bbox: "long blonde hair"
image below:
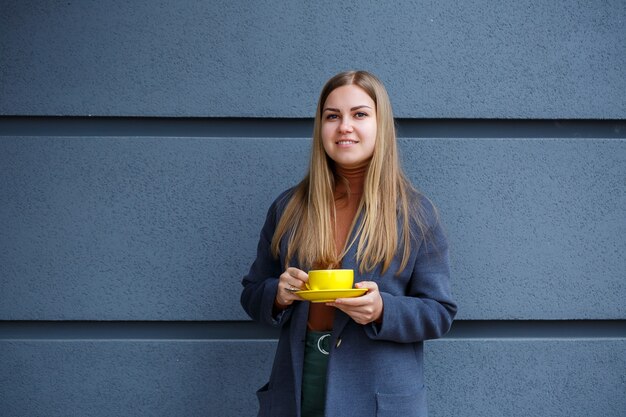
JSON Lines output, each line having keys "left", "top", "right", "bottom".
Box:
{"left": 271, "top": 71, "right": 427, "bottom": 274}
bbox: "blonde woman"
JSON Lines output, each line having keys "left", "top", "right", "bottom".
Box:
{"left": 241, "top": 71, "right": 456, "bottom": 417}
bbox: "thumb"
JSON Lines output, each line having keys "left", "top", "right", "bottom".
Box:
{"left": 355, "top": 281, "right": 378, "bottom": 291}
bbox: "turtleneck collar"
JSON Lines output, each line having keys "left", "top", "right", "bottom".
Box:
{"left": 334, "top": 161, "right": 368, "bottom": 196}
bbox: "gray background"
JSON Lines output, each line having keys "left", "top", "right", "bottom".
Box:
{"left": 1, "top": 1, "right": 625, "bottom": 416}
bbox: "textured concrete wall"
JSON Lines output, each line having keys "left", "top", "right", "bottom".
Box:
{"left": 1, "top": 1, "right": 625, "bottom": 416}
{"left": 1, "top": 137, "right": 624, "bottom": 320}
{"left": 2, "top": 340, "right": 624, "bottom": 417}
{"left": 1, "top": 0, "right": 625, "bottom": 118}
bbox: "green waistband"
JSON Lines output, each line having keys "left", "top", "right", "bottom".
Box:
{"left": 306, "top": 330, "right": 332, "bottom": 355}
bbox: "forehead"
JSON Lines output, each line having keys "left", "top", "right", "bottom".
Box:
{"left": 324, "top": 84, "right": 375, "bottom": 109}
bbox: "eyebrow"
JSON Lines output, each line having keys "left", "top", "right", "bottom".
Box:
{"left": 323, "top": 105, "right": 373, "bottom": 113}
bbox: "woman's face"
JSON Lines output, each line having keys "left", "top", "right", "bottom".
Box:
{"left": 321, "top": 84, "right": 377, "bottom": 169}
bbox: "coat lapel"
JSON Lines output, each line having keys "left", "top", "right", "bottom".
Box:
{"left": 289, "top": 297, "right": 309, "bottom": 413}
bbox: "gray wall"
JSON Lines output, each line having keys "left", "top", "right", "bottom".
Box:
{"left": 1, "top": 1, "right": 625, "bottom": 416}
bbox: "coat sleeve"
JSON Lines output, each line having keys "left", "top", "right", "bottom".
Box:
{"left": 364, "top": 198, "right": 457, "bottom": 343}
{"left": 240, "top": 195, "right": 294, "bottom": 327}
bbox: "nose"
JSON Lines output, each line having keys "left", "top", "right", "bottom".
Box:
{"left": 339, "top": 118, "right": 353, "bottom": 133}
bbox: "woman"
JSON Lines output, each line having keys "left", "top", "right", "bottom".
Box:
{"left": 241, "top": 70, "right": 456, "bottom": 417}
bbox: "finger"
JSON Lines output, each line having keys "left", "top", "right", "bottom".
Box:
{"left": 286, "top": 267, "right": 309, "bottom": 283}
{"left": 277, "top": 286, "right": 303, "bottom": 305}
{"left": 329, "top": 303, "right": 370, "bottom": 324}
{"left": 329, "top": 290, "right": 383, "bottom": 322}
{"left": 280, "top": 270, "right": 300, "bottom": 288}
{"left": 288, "top": 268, "right": 309, "bottom": 289}
{"left": 279, "top": 271, "right": 290, "bottom": 283}
{"left": 331, "top": 294, "right": 369, "bottom": 306}
{"left": 282, "top": 279, "right": 301, "bottom": 292}
{"left": 355, "top": 281, "right": 378, "bottom": 290}
{"left": 332, "top": 286, "right": 373, "bottom": 305}
{"left": 286, "top": 267, "right": 306, "bottom": 279}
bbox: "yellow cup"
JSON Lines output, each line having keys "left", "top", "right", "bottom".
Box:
{"left": 306, "top": 269, "right": 354, "bottom": 291}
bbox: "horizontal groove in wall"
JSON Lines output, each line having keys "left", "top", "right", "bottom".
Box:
{"left": 0, "top": 320, "right": 624, "bottom": 341}
{"left": 0, "top": 117, "right": 624, "bottom": 139}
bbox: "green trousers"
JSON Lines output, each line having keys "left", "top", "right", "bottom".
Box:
{"left": 301, "top": 330, "right": 331, "bottom": 417}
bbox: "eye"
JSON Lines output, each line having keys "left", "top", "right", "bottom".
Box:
{"left": 325, "top": 114, "right": 339, "bottom": 120}
{"left": 355, "top": 112, "right": 368, "bottom": 118}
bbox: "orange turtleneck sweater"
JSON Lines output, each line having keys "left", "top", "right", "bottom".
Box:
{"left": 307, "top": 162, "right": 367, "bottom": 331}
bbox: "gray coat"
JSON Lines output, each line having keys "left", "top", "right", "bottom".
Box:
{"left": 241, "top": 189, "right": 457, "bottom": 417}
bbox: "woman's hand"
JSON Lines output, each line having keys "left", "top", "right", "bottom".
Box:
{"left": 327, "top": 281, "right": 384, "bottom": 325}
{"left": 274, "top": 267, "right": 309, "bottom": 308}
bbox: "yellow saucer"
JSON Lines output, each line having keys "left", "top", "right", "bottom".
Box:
{"left": 295, "top": 288, "right": 368, "bottom": 303}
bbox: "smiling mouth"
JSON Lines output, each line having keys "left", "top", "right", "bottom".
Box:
{"left": 336, "top": 140, "right": 359, "bottom": 145}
